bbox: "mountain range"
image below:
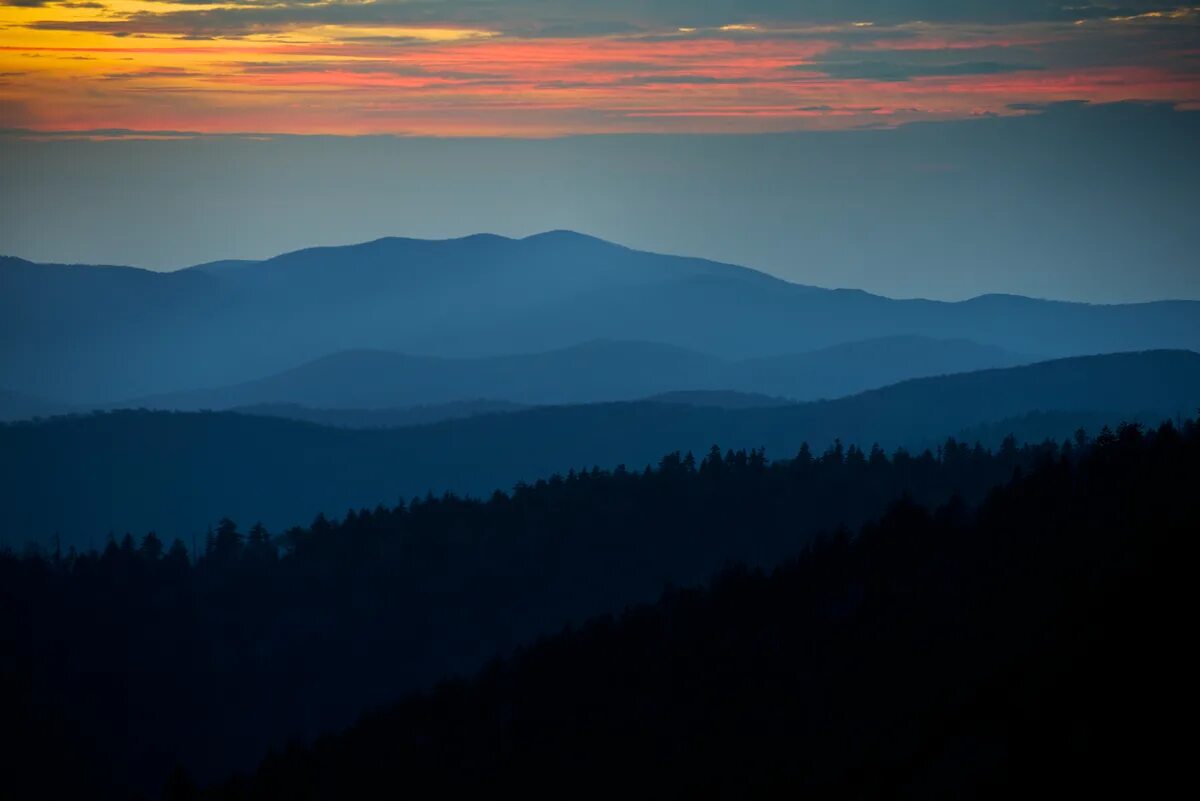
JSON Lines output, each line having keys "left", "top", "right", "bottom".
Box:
{"left": 4, "top": 231, "right": 1200, "bottom": 403}
{"left": 125, "top": 336, "right": 1030, "bottom": 412}
{"left": 4, "top": 350, "right": 1197, "bottom": 550}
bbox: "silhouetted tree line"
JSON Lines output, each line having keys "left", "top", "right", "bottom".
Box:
{"left": 2, "top": 425, "right": 1183, "bottom": 799}
{"left": 201, "top": 417, "right": 1198, "bottom": 800}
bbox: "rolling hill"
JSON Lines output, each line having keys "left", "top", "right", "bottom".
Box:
{"left": 3, "top": 350, "right": 1197, "bottom": 550}
{"left": 125, "top": 336, "right": 1031, "bottom": 411}
{"left": 230, "top": 400, "right": 529, "bottom": 429}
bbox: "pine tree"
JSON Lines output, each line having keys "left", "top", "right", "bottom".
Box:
{"left": 140, "top": 531, "right": 164, "bottom": 560}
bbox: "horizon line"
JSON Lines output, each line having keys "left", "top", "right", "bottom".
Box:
{"left": 4, "top": 230, "right": 1199, "bottom": 307}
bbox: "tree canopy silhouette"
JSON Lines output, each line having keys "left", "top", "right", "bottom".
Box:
{"left": 3, "top": 419, "right": 1197, "bottom": 799}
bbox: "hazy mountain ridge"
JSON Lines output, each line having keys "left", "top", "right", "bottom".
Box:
{"left": 4, "top": 350, "right": 1197, "bottom": 550}
{"left": 4, "top": 232, "right": 1199, "bottom": 403}
{"left": 232, "top": 400, "right": 529, "bottom": 429}
{"left": 122, "top": 336, "right": 1033, "bottom": 412}
{"left": 0, "top": 388, "right": 68, "bottom": 422}
{"left": 644, "top": 390, "right": 794, "bottom": 410}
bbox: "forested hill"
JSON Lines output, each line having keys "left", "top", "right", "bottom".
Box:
{"left": 4, "top": 423, "right": 1111, "bottom": 799}
{"left": 5, "top": 418, "right": 1193, "bottom": 800}
{"left": 207, "top": 417, "right": 1197, "bottom": 800}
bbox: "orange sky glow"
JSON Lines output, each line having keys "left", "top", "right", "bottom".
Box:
{"left": 1, "top": 2, "right": 1198, "bottom": 136}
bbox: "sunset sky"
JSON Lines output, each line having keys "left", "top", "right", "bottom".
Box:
{"left": 2, "top": 1, "right": 1198, "bottom": 135}
{"left": 2, "top": 3, "right": 1199, "bottom": 302}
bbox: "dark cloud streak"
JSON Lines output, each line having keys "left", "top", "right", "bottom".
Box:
{"left": 21, "top": 2, "right": 1199, "bottom": 39}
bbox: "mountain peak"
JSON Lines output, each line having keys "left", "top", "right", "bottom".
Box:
{"left": 520, "top": 229, "right": 616, "bottom": 247}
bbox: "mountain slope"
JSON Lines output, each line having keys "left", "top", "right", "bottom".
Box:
{"left": 4, "top": 232, "right": 1200, "bottom": 402}
{"left": 3, "top": 350, "right": 1197, "bottom": 549}
{"left": 731, "top": 335, "right": 1031, "bottom": 400}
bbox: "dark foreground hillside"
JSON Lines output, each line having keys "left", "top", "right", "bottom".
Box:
{"left": 7, "top": 429, "right": 1092, "bottom": 799}
{"left": 200, "top": 418, "right": 1196, "bottom": 801}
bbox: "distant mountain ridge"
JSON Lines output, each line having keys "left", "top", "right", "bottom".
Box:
{"left": 0, "top": 388, "right": 67, "bottom": 422}
{"left": 644, "top": 390, "right": 794, "bottom": 410}
{"left": 4, "top": 232, "right": 1199, "bottom": 402}
{"left": 4, "top": 350, "right": 1197, "bottom": 550}
{"left": 124, "top": 336, "right": 1032, "bottom": 412}
{"left": 233, "top": 400, "right": 528, "bottom": 429}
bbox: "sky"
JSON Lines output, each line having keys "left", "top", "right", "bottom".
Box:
{"left": 2, "top": 1, "right": 1198, "bottom": 134}
{"left": 1, "top": 1, "right": 1198, "bottom": 301}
